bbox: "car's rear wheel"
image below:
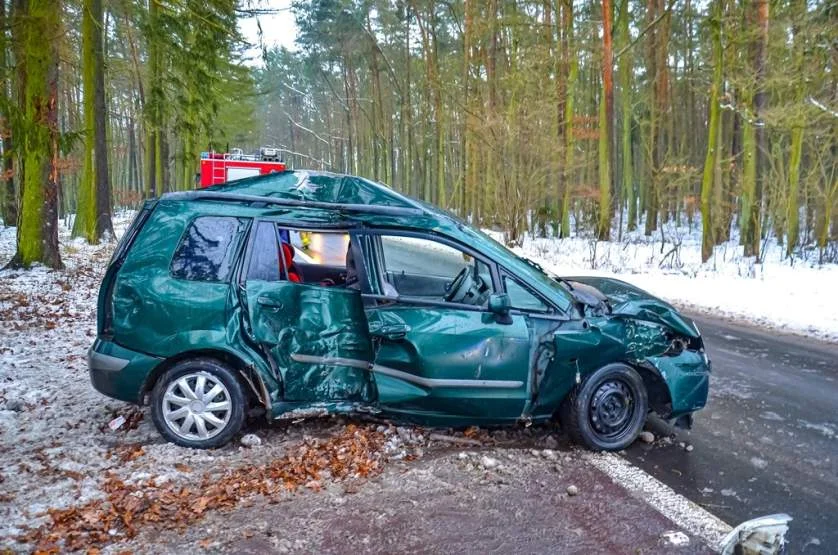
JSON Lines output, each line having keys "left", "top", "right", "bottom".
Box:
{"left": 559, "top": 363, "right": 648, "bottom": 451}
{"left": 150, "top": 358, "right": 246, "bottom": 449}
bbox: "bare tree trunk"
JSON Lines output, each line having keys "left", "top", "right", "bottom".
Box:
{"left": 700, "top": 0, "right": 723, "bottom": 262}
{"left": 598, "top": 0, "right": 614, "bottom": 240}
{"left": 559, "top": 0, "right": 577, "bottom": 238}
{"left": 0, "top": 0, "right": 17, "bottom": 226}
{"left": 8, "top": 0, "right": 62, "bottom": 269}
{"left": 750, "top": 0, "right": 768, "bottom": 259}
{"left": 92, "top": 0, "right": 112, "bottom": 238}
{"left": 643, "top": 0, "right": 659, "bottom": 236}
{"left": 618, "top": 0, "right": 635, "bottom": 232}
{"left": 72, "top": 0, "right": 96, "bottom": 240}
{"left": 463, "top": 0, "right": 475, "bottom": 218}
{"left": 740, "top": 0, "right": 767, "bottom": 259}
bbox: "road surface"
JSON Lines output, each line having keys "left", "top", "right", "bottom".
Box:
{"left": 626, "top": 314, "right": 838, "bottom": 553}
{"left": 302, "top": 232, "right": 838, "bottom": 553}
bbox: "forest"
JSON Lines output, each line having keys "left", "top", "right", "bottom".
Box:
{"left": 0, "top": 0, "right": 835, "bottom": 269}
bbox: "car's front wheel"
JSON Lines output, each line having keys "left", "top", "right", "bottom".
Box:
{"left": 150, "top": 358, "right": 246, "bottom": 449}
{"left": 559, "top": 363, "right": 648, "bottom": 451}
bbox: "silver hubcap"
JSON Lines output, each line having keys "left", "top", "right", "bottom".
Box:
{"left": 162, "top": 371, "right": 232, "bottom": 441}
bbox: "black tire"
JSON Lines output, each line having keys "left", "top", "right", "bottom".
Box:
{"left": 150, "top": 358, "right": 246, "bottom": 449}
{"left": 559, "top": 363, "right": 648, "bottom": 451}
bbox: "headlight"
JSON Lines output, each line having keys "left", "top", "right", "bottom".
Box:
{"left": 665, "top": 337, "right": 687, "bottom": 356}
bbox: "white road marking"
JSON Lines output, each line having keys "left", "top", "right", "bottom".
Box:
{"left": 584, "top": 451, "right": 733, "bottom": 551}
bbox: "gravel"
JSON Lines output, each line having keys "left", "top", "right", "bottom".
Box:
{"left": 638, "top": 431, "right": 656, "bottom": 444}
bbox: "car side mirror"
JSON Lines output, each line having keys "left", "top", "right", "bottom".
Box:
{"left": 488, "top": 294, "right": 513, "bottom": 324}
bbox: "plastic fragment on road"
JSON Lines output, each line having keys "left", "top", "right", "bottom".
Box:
{"left": 718, "top": 513, "right": 792, "bottom": 555}
{"left": 108, "top": 415, "right": 126, "bottom": 431}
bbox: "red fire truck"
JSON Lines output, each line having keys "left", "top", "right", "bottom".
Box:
{"left": 198, "top": 147, "right": 286, "bottom": 187}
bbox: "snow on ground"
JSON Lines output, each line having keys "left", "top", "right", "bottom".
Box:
{"left": 509, "top": 220, "right": 838, "bottom": 342}
{"left": 0, "top": 219, "right": 451, "bottom": 552}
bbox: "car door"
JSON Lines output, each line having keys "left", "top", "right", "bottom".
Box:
{"left": 241, "top": 220, "right": 375, "bottom": 404}
{"left": 360, "top": 231, "right": 532, "bottom": 422}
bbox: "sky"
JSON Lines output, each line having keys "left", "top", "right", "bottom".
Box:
{"left": 237, "top": 0, "right": 299, "bottom": 64}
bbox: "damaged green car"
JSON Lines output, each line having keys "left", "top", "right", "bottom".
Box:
{"left": 89, "top": 171, "right": 710, "bottom": 451}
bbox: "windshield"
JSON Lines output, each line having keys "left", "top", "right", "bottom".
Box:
{"left": 469, "top": 227, "right": 560, "bottom": 277}
{"left": 415, "top": 202, "right": 573, "bottom": 309}
{"left": 464, "top": 227, "right": 574, "bottom": 311}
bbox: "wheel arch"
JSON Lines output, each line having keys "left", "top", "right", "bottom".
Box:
{"left": 141, "top": 349, "right": 271, "bottom": 412}
{"left": 631, "top": 361, "right": 673, "bottom": 418}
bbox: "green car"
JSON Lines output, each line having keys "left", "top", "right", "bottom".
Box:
{"left": 89, "top": 171, "right": 710, "bottom": 451}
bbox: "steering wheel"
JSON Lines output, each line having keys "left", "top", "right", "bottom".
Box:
{"left": 445, "top": 266, "right": 475, "bottom": 303}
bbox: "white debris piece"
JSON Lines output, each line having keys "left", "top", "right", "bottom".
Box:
{"left": 661, "top": 530, "right": 690, "bottom": 546}
{"left": 240, "top": 433, "right": 262, "bottom": 447}
{"left": 480, "top": 456, "right": 499, "bottom": 470}
{"left": 108, "top": 415, "right": 127, "bottom": 431}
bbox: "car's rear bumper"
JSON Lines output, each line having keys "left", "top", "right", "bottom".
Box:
{"left": 88, "top": 338, "right": 162, "bottom": 404}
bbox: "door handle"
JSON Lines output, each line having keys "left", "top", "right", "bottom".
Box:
{"left": 371, "top": 323, "right": 411, "bottom": 341}
{"left": 257, "top": 296, "right": 283, "bottom": 310}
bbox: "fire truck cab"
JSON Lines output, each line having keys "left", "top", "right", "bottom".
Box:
{"left": 199, "top": 148, "right": 286, "bottom": 187}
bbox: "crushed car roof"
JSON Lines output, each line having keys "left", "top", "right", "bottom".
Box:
{"left": 186, "top": 170, "right": 418, "bottom": 209}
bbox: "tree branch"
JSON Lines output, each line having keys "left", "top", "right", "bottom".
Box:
{"left": 615, "top": 0, "right": 678, "bottom": 61}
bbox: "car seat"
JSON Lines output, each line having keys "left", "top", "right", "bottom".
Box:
{"left": 281, "top": 243, "right": 302, "bottom": 283}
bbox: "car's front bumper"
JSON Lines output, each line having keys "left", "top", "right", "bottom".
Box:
{"left": 646, "top": 349, "right": 711, "bottom": 418}
{"left": 88, "top": 338, "right": 162, "bottom": 404}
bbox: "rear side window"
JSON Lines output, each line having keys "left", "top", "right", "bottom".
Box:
{"left": 171, "top": 216, "right": 247, "bottom": 282}
{"left": 247, "top": 222, "right": 280, "bottom": 281}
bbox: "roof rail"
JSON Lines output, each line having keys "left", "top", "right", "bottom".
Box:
{"left": 163, "top": 191, "right": 425, "bottom": 217}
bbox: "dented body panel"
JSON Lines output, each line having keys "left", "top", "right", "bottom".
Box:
{"left": 367, "top": 304, "right": 531, "bottom": 424}
{"left": 90, "top": 170, "right": 710, "bottom": 435}
{"left": 245, "top": 280, "right": 375, "bottom": 405}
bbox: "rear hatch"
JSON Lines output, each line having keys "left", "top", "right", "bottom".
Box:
{"left": 97, "top": 200, "right": 157, "bottom": 337}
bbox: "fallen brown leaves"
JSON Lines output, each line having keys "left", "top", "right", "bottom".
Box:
{"left": 20, "top": 425, "right": 386, "bottom": 552}
{"left": 0, "top": 289, "right": 80, "bottom": 332}
{"left": 106, "top": 443, "right": 146, "bottom": 464}
{"left": 0, "top": 260, "right": 102, "bottom": 333}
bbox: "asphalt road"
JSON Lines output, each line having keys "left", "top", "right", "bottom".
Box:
{"left": 303, "top": 232, "right": 838, "bottom": 552}
{"left": 625, "top": 314, "right": 838, "bottom": 553}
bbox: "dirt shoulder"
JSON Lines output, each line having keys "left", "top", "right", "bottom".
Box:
{"left": 122, "top": 436, "right": 714, "bottom": 555}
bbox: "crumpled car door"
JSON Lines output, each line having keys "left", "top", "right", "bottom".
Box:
{"left": 359, "top": 232, "right": 532, "bottom": 420}
{"left": 367, "top": 305, "right": 531, "bottom": 420}
{"left": 243, "top": 222, "right": 375, "bottom": 403}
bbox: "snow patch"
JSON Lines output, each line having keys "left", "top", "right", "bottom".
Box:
{"left": 797, "top": 420, "right": 837, "bottom": 440}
